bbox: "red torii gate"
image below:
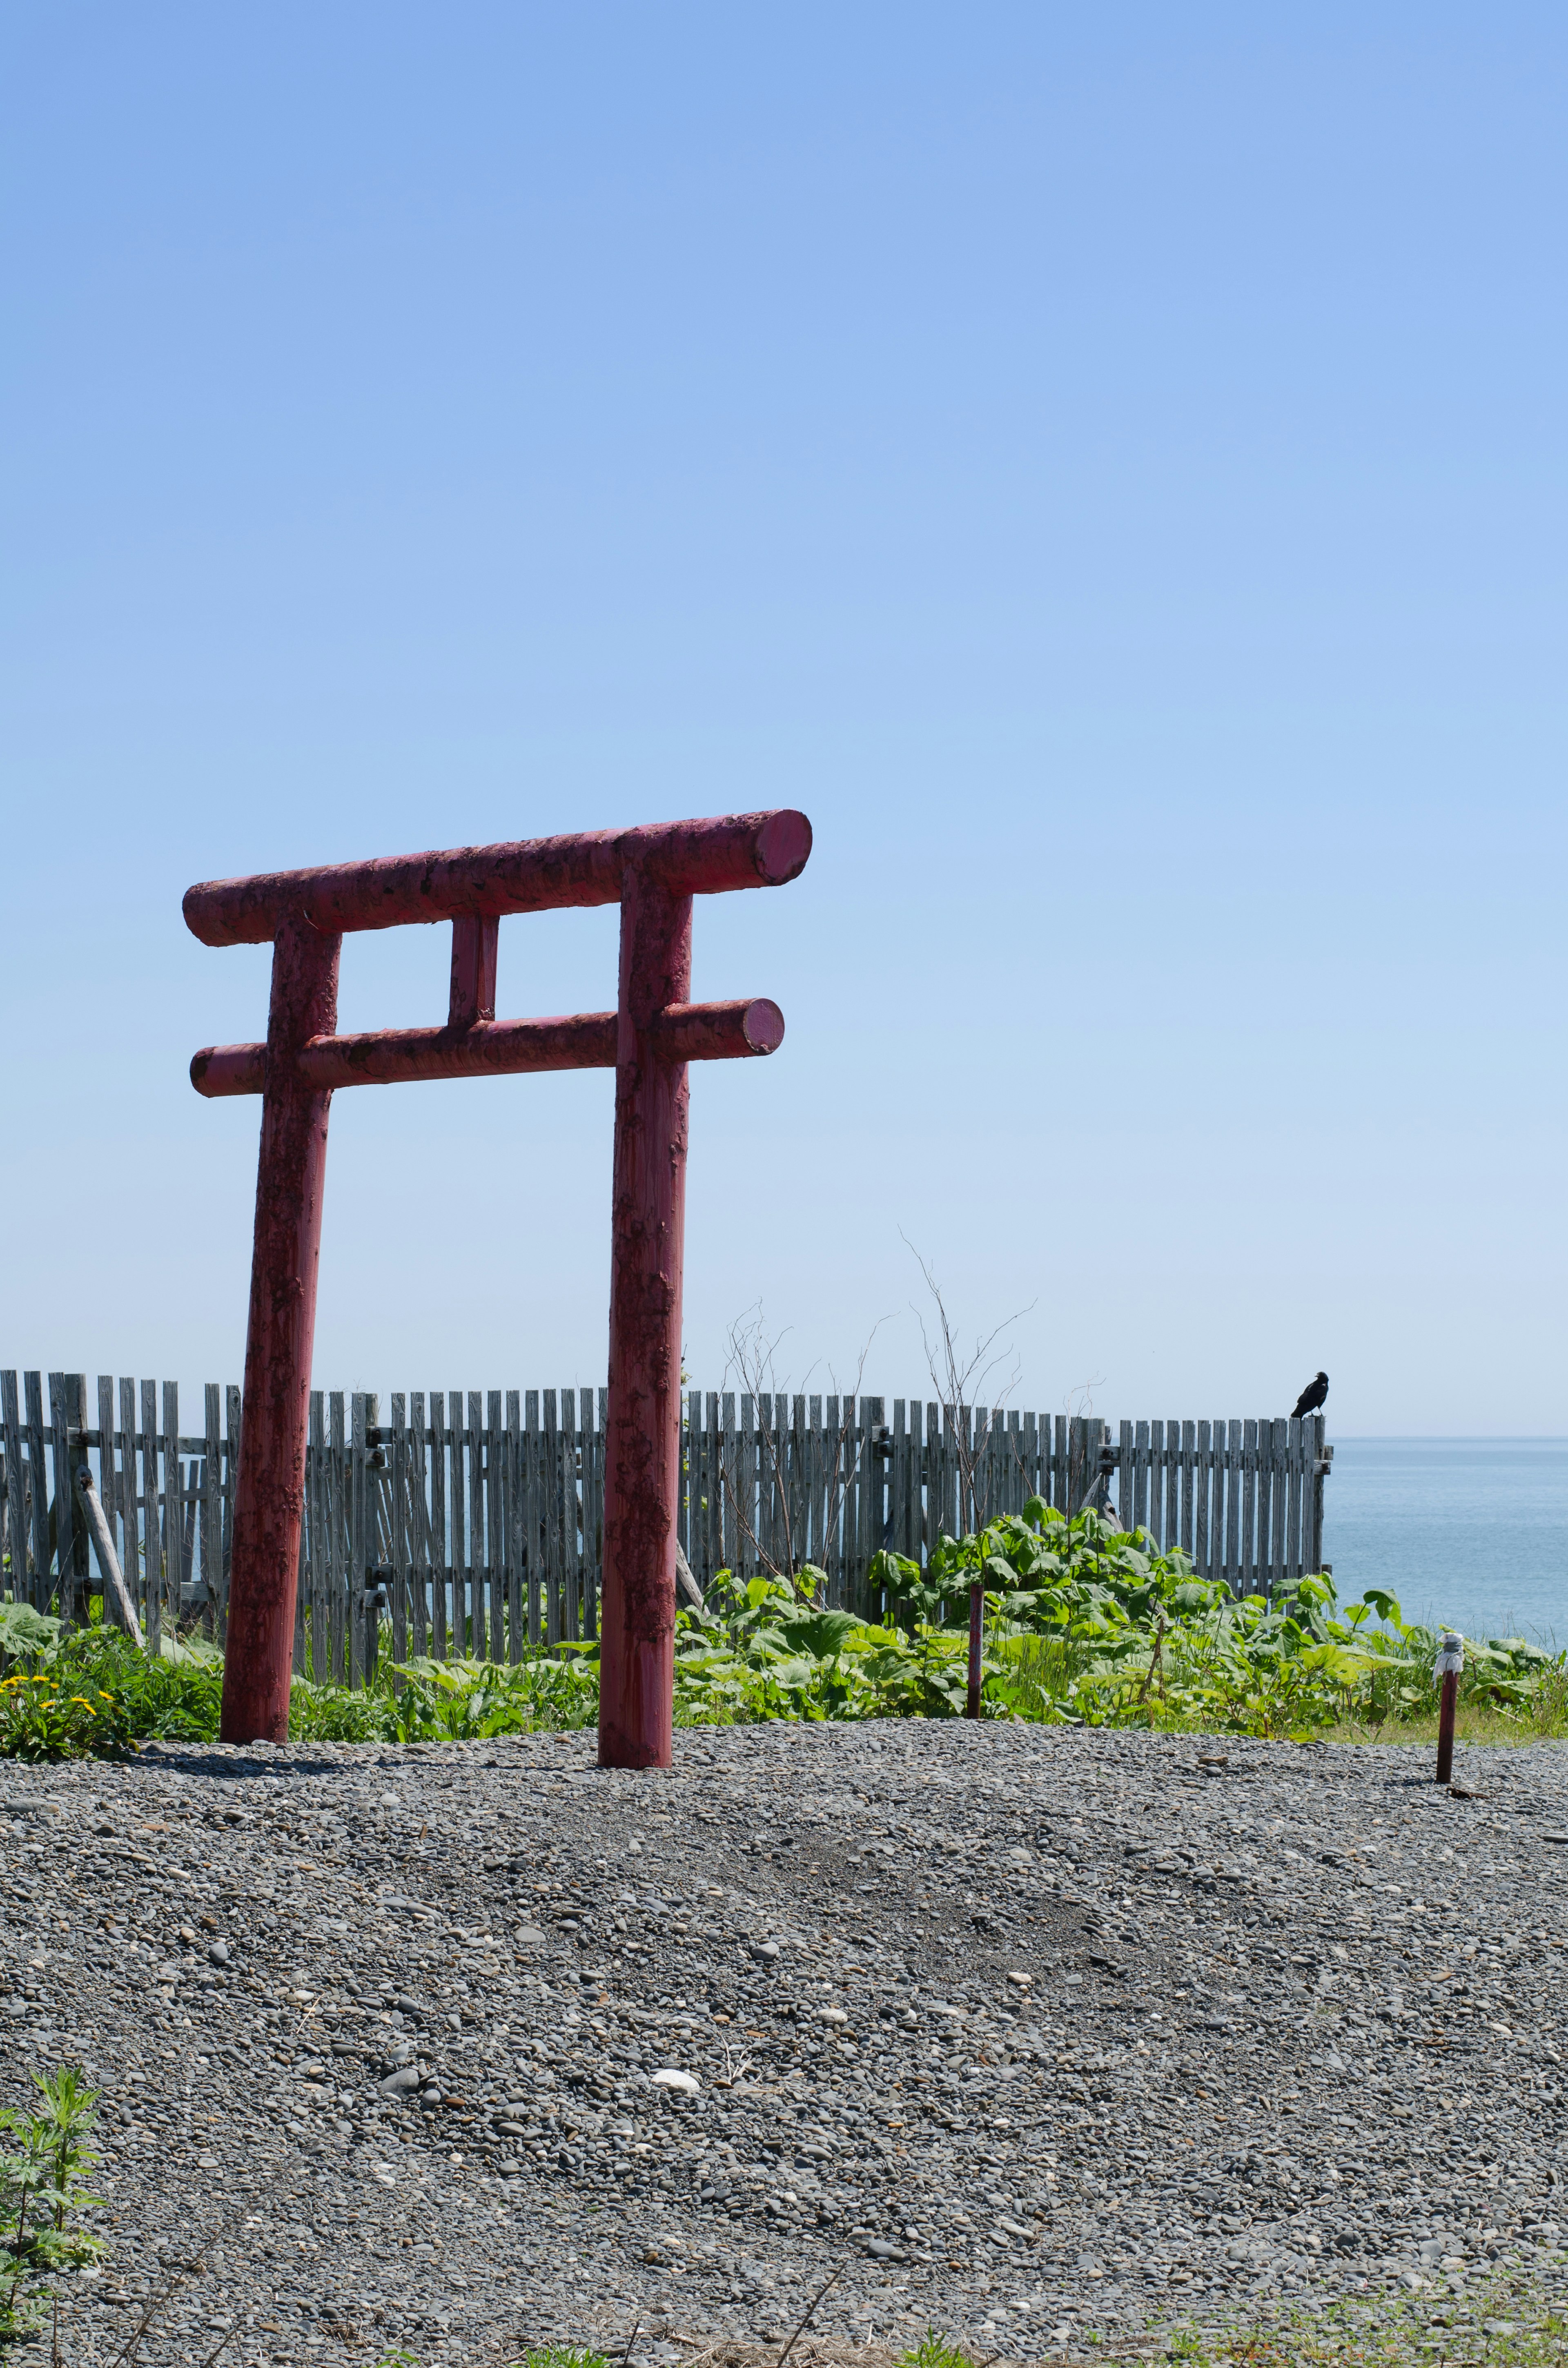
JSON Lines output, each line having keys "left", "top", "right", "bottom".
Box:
{"left": 184, "top": 809, "right": 811, "bottom": 1764}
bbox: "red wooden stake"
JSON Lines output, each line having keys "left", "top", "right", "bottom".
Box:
{"left": 219, "top": 914, "right": 340, "bottom": 1744}
{"left": 966, "top": 1580, "right": 983, "bottom": 1719}
{"left": 1435, "top": 1629, "right": 1463, "bottom": 1785}
{"left": 1437, "top": 1672, "right": 1459, "bottom": 1784}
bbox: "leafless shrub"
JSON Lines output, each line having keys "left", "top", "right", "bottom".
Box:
{"left": 903, "top": 1239, "right": 1036, "bottom": 1539}
{"left": 716, "top": 1305, "right": 889, "bottom": 1600}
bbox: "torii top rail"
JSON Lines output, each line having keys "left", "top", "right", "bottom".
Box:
{"left": 185, "top": 809, "right": 811, "bottom": 1762}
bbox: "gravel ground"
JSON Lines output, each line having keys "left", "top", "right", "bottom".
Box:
{"left": 4, "top": 1718, "right": 1568, "bottom": 2367}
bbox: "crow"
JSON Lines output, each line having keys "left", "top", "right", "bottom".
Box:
{"left": 1292, "top": 1370, "right": 1329, "bottom": 1420}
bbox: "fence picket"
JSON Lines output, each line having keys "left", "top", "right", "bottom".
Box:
{"left": 390, "top": 1394, "right": 409, "bottom": 1671}
{"left": 2, "top": 1373, "right": 24, "bottom": 1603}
{"left": 468, "top": 1389, "right": 487, "bottom": 1659}
{"left": 118, "top": 1378, "right": 139, "bottom": 1628}
{"left": 1270, "top": 1416, "right": 1289, "bottom": 1594}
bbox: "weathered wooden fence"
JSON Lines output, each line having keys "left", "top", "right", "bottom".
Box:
{"left": 1, "top": 1369, "right": 1331, "bottom": 1685}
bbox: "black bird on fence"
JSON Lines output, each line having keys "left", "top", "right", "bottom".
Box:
{"left": 1291, "top": 1371, "right": 1329, "bottom": 1420}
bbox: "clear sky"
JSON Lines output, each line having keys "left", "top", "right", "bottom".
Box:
{"left": 3, "top": 5, "right": 1564, "bottom": 1434}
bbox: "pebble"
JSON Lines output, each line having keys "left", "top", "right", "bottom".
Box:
{"left": 1, "top": 1722, "right": 1566, "bottom": 2364}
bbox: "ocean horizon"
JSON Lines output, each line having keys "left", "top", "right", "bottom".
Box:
{"left": 1320, "top": 1435, "right": 1567, "bottom": 1646}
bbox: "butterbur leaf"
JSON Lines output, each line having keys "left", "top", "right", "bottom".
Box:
{"left": 778, "top": 1611, "right": 866, "bottom": 1659}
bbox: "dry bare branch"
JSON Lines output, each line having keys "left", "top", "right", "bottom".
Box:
{"left": 902, "top": 1238, "right": 1036, "bottom": 1536}
{"left": 717, "top": 1305, "right": 891, "bottom": 1601}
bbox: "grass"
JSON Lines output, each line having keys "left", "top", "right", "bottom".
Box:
{"left": 1328, "top": 1704, "right": 1568, "bottom": 1748}
{"left": 900, "top": 2337, "right": 980, "bottom": 2368}
{"left": 891, "top": 2290, "right": 1568, "bottom": 2368}
{"left": 362, "top": 2297, "right": 1568, "bottom": 2368}
{"left": 1105, "top": 2288, "right": 1568, "bottom": 2368}
{"left": 374, "top": 2354, "right": 607, "bottom": 2368}
{"left": 1323, "top": 1663, "right": 1568, "bottom": 1749}
{"left": 995, "top": 1634, "right": 1568, "bottom": 1751}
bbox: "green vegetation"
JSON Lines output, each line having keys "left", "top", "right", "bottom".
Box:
{"left": 375, "top": 2353, "right": 606, "bottom": 2368}
{"left": 872, "top": 1500, "right": 1568, "bottom": 1741}
{"left": 363, "top": 2298, "right": 1568, "bottom": 2368}
{"left": 0, "top": 2065, "right": 105, "bottom": 2343}
{"left": 1104, "top": 2288, "right": 1568, "bottom": 2368}
{"left": 3, "top": 1496, "right": 1563, "bottom": 1757}
{"left": 899, "top": 2333, "right": 981, "bottom": 2368}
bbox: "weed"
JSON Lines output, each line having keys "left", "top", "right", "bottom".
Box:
{"left": 0, "top": 1670, "right": 137, "bottom": 1761}
{"left": 0, "top": 2064, "right": 105, "bottom": 2342}
{"left": 1090, "top": 2283, "right": 1568, "bottom": 2368}
{"left": 510, "top": 2352, "right": 611, "bottom": 2368}
{"left": 898, "top": 2335, "right": 978, "bottom": 2368}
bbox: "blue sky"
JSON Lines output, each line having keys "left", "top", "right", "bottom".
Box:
{"left": 3, "top": 4, "right": 1564, "bottom": 1433}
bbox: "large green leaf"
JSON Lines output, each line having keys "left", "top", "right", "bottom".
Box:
{"left": 777, "top": 1610, "right": 867, "bottom": 1659}
{"left": 0, "top": 1603, "right": 62, "bottom": 1661}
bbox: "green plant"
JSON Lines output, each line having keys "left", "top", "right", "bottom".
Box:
{"left": 507, "top": 2352, "right": 610, "bottom": 2368}
{"left": 0, "top": 1604, "right": 62, "bottom": 1667}
{"left": 8, "top": 1507, "right": 1564, "bottom": 1755}
{"left": 898, "top": 2334, "right": 976, "bottom": 2368}
{"left": 874, "top": 1501, "right": 1568, "bottom": 1739}
{"left": 375, "top": 2352, "right": 613, "bottom": 2368}
{"left": 0, "top": 1671, "right": 136, "bottom": 1762}
{"left": 1105, "top": 2284, "right": 1568, "bottom": 2368}
{"left": 0, "top": 2065, "right": 105, "bottom": 2342}
{"left": 669, "top": 1571, "right": 998, "bottom": 1724}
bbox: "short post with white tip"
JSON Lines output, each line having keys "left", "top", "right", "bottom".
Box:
{"left": 1434, "top": 1629, "right": 1463, "bottom": 1785}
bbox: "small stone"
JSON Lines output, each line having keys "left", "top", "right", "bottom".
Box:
{"left": 207, "top": 1941, "right": 230, "bottom": 1968}
{"left": 650, "top": 2069, "right": 699, "bottom": 2096}
{"left": 378, "top": 2068, "right": 420, "bottom": 2098}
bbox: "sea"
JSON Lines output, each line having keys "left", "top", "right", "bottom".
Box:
{"left": 1321, "top": 1438, "right": 1568, "bottom": 1647}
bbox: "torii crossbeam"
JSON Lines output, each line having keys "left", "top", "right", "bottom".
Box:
{"left": 185, "top": 809, "right": 811, "bottom": 1764}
